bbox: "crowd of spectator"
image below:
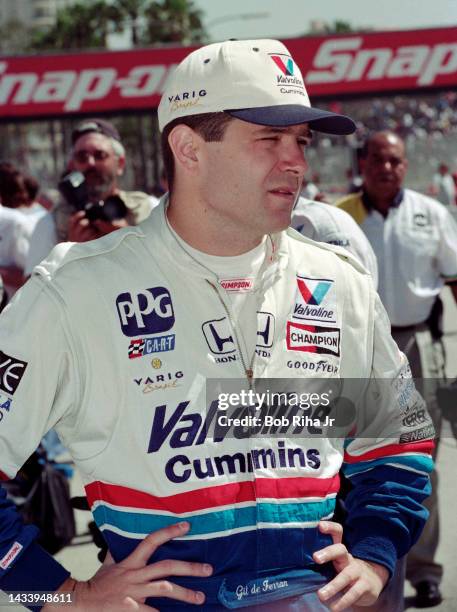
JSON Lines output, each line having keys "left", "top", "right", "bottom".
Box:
{"left": 317, "top": 91, "right": 457, "bottom": 148}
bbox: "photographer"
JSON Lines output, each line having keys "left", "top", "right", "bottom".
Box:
{"left": 25, "top": 119, "right": 155, "bottom": 275}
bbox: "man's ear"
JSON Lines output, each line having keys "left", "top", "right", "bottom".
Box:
{"left": 168, "top": 125, "right": 201, "bottom": 174}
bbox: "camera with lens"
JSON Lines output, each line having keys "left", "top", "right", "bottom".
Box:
{"left": 58, "top": 171, "right": 127, "bottom": 222}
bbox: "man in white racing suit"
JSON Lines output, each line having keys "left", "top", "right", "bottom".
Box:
{"left": 0, "top": 40, "right": 433, "bottom": 611}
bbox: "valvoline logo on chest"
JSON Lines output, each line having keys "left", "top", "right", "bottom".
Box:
{"left": 292, "top": 275, "right": 337, "bottom": 325}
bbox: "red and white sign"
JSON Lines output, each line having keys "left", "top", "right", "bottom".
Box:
{"left": 219, "top": 278, "right": 254, "bottom": 292}
{"left": 286, "top": 321, "right": 341, "bottom": 356}
{"left": 0, "top": 542, "right": 23, "bottom": 570}
{"left": 0, "top": 26, "right": 455, "bottom": 118}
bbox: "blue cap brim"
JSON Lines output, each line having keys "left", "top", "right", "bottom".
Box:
{"left": 226, "top": 104, "right": 356, "bottom": 135}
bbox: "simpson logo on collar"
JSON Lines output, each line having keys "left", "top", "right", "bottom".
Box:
{"left": 0, "top": 351, "right": 27, "bottom": 396}
{"left": 293, "top": 275, "right": 337, "bottom": 325}
{"left": 219, "top": 278, "right": 254, "bottom": 292}
{"left": 286, "top": 321, "right": 341, "bottom": 356}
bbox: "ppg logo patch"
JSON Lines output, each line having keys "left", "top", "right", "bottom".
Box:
{"left": 0, "top": 351, "right": 27, "bottom": 396}
{"left": 116, "top": 287, "right": 175, "bottom": 337}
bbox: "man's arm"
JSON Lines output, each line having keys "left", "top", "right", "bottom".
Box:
{"left": 333, "top": 292, "right": 433, "bottom": 592}
{"left": 342, "top": 295, "right": 433, "bottom": 570}
{"left": 0, "top": 482, "right": 71, "bottom": 595}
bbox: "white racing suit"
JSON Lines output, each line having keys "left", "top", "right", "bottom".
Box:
{"left": 0, "top": 202, "right": 433, "bottom": 609}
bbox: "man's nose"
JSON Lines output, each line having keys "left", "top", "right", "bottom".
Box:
{"left": 83, "top": 154, "right": 97, "bottom": 166}
{"left": 279, "top": 140, "right": 308, "bottom": 177}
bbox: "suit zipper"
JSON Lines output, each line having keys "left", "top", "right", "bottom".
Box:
{"left": 206, "top": 280, "right": 255, "bottom": 389}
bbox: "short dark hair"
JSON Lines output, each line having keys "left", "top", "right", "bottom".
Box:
{"left": 161, "top": 112, "right": 234, "bottom": 192}
{"left": 0, "top": 170, "right": 28, "bottom": 207}
{"left": 24, "top": 174, "right": 39, "bottom": 201}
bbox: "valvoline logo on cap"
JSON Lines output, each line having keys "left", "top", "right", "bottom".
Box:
{"left": 269, "top": 54, "right": 304, "bottom": 90}
{"left": 270, "top": 55, "right": 295, "bottom": 76}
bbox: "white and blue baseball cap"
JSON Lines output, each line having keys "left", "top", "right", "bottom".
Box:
{"left": 158, "top": 39, "right": 355, "bottom": 135}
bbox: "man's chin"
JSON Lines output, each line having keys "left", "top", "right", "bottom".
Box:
{"left": 268, "top": 212, "right": 293, "bottom": 234}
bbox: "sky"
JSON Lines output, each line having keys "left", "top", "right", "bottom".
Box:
{"left": 195, "top": 0, "right": 457, "bottom": 42}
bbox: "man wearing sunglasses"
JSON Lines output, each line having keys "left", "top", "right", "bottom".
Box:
{"left": 25, "top": 119, "right": 155, "bottom": 275}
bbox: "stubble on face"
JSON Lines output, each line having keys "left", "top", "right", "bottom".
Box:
{"left": 197, "top": 120, "right": 309, "bottom": 244}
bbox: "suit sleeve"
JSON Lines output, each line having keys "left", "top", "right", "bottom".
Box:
{"left": 0, "top": 276, "right": 77, "bottom": 595}
{"left": 342, "top": 292, "right": 434, "bottom": 576}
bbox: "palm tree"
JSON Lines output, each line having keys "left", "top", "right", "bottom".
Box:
{"left": 30, "top": 1, "right": 118, "bottom": 51}
{"left": 143, "top": 0, "right": 206, "bottom": 46}
{"left": 113, "top": 0, "right": 149, "bottom": 46}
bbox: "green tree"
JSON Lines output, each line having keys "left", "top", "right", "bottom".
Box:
{"left": 30, "top": 1, "right": 118, "bottom": 51}
{"left": 113, "top": 0, "right": 150, "bottom": 46}
{"left": 143, "top": 0, "right": 206, "bottom": 46}
{"left": 0, "top": 19, "right": 34, "bottom": 54}
{"left": 328, "top": 20, "right": 354, "bottom": 34}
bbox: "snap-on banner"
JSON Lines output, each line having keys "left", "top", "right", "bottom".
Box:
{"left": 0, "top": 26, "right": 455, "bottom": 118}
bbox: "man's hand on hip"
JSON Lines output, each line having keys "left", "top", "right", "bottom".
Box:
{"left": 44, "top": 521, "right": 212, "bottom": 611}
{"left": 313, "top": 521, "right": 389, "bottom": 611}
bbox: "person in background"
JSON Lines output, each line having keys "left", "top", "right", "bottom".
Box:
{"left": 291, "top": 197, "right": 378, "bottom": 289}
{"left": 338, "top": 130, "right": 457, "bottom": 608}
{"left": 25, "top": 119, "right": 155, "bottom": 276}
{"left": 0, "top": 164, "right": 32, "bottom": 297}
{"left": 431, "top": 163, "right": 456, "bottom": 208}
{"left": 0, "top": 167, "right": 46, "bottom": 222}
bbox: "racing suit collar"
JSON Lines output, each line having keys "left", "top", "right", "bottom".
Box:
{"left": 145, "top": 195, "right": 289, "bottom": 292}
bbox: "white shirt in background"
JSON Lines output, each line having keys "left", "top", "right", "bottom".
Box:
{"left": 291, "top": 197, "right": 379, "bottom": 289}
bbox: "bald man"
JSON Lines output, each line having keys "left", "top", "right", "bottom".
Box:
{"left": 338, "top": 131, "right": 457, "bottom": 608}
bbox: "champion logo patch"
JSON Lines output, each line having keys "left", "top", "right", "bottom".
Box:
{"left": 293, "top": 275, "right": 337, "bottom": 325}
{"left": 286, "top": 321, "right": 340, "bottom": 356}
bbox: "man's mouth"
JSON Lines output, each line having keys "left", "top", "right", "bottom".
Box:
{"left": 269, "top": 186, "right": 296, "bottom": 197}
